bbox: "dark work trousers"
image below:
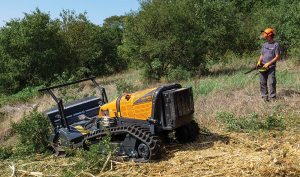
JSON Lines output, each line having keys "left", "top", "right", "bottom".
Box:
{"left": 259, "top": 66, "right": 276, "bottom": 99}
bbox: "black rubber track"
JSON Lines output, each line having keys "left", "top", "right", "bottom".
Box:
{"left": 82, "top": 124, "right": 163, "bottom": 162}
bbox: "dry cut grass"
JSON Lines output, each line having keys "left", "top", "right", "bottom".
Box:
{"left": 1, "top": 131, "right": 299, "bottom": 176}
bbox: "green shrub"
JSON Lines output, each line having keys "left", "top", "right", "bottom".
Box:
{"left": 61, "top": 133, "right": 116, "bottom": 176}
{"left": 216, "top": 111, "right": 286, "bottom": 133}
{"left": 77, "top": 134, "right": 115, "bottom": 172}
{"left": 11, "top": 106, "right": 51, "bottom": 156}
{"left": 166, "top": 65, "right": 191, "bottom": 82}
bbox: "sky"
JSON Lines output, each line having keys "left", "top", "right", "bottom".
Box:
{"left": 0, "top": 0, "right": 141, "bottom": 27}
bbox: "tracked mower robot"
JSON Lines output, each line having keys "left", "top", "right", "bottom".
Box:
{"left": 39, "top": 76, "right": 200, "bottom": 161}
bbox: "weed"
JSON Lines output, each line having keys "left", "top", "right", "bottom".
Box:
{"left": 216, "top": 111, "right": 286, "bottom": 133}
{"left": 0, "top": 146, "right": 13, "bottom": 160}
{"left": 3, "top": 135, "right": 10, "bottom": 142}
{"left": 0, "top": 111, "right": 7, "bottom": 121}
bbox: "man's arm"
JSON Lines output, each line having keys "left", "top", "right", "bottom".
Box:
{"left": 269, "top": 54, "right": 280, "bottom": 65}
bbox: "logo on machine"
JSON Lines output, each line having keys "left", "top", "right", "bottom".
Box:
{"left": 133, "top": 90, "right": 155, "bottom": 105}
{"left": 141, "top": 96, "right": 151, "bottom": 102}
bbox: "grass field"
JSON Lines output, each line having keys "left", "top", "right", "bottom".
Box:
{"left": 0, "top": 58, "right": 300, "bottom": 176}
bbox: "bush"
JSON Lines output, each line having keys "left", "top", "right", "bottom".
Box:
{"left": 11, "top": 106, "right": 51, "bottom": 156}
{"left": 165, "top": 65, "right": 191, "bottom": 82}
{"left": 115, "top": 79, "right": 137, "bottom": 95}
{"left": 60, "top": 132, "right": 116, "bottom": 176}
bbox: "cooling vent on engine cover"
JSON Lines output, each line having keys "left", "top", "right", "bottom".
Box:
{"left": 163, "top": 87, "right": 194, "bottom": 128}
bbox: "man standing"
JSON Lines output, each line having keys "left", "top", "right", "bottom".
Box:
{"left": 257, "top": 28, "right": 281, "bottom": 102}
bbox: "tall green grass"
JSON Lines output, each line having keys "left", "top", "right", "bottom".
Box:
{"left": 181, "top": 64, "right": 300, "bottom": 99}
{"left": 277, "top": 69, "right": 300, "bottom": 90}
{"left": 0, "top": 85, "right": 45, "bottom": 108}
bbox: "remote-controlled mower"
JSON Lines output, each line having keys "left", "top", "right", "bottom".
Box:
{"left": 39, "top": 76, "right": 199, "bottom": 161}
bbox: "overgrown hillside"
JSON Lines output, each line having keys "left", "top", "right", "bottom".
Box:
{"left": 0, "top": 58, "right": 300, "bottom": 176}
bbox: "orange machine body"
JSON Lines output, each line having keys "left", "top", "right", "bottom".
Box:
{"left": 99, "top": 87, "right": 157, "bottom": 121}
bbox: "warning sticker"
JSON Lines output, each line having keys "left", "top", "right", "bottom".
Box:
{"left": 74, "top": 125, "right": 90, "bottom": 135}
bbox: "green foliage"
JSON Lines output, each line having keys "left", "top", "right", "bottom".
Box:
{"left": 0, "top": 146, "right": 13, "bottom": 160}
{"left": 116, "top": 79, "right": 137, "bottom": 95}
{"left": 103, "top": 15, "right": 126, "bottom": 28}
{"left": 0, "top": 8, "right": 66, "bottom": 94}
{"left": 58, "top": 9, "right": 95, "bottom": 77}
{"left": 230, "top": 0, "right": 281, "bottom": 13}
{"left": 58, "top": 9, "right": 126, "bottom": 78}
{"left": 76, "top": 134, "right": 115, "bottom": 173}
{"left": 48, "top": 72, "right": 96, "bottom": 103}
{"left": 290, "top": 47, "right": 300, "bottom": 66}
{"left": 216, "top": 111, "right": 286, "bottom": 133}
{"left": 61, "top": 133, "right": 116, "bottom": 175}
{"left": 165, "top": 65, "right": 191, "bottom": 82}
{"left": 0, "top": 8, "right": 126, "bottom": 95}
{"left": 11, "top": 106, "right": 51, "bottom": 156}
{"left": 231, "top": 0, "right": 300, "bottom": 57}
{"left": 88, "top": 25, "right": 127, "bottom": 76}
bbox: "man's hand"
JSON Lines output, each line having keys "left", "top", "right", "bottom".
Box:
{"left": 263, "top": 63, "right": 270, "bottom": 68}
{"left": 256, "top": 61, "right": 261, "bottom": 68}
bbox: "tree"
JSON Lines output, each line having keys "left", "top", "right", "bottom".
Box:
{"left": 57, "top": 9, "right": 95, "bottom": 76}
{"left": 0, "top": 8, "right": 66, "bottom": 94}
{"left": 119, "top": 0, "right": 239, "bottom": 81}
{"left": 57, "top": 9, "right": 126, "bottom": 77}
{"left": 103, "top": 15, "right": 126, "bottom": 28}
{"left": 87, "top": 25, "right": 127, "bottom": 76}
{"left": 237, "top": 0, "right": 300, "bottom": 57}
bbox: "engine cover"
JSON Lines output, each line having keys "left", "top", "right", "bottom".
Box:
{"left": 163, "top": 87, "right": 194, "bottom": 129}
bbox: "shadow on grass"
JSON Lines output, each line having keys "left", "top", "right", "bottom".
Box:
{"left": 161, "top": 133, "right": 230, "bottom": 161}
{"left": 277, "top": 89, "right": 300, "bottom": 97}
{"left": 208, "top": 64, "right": 256, "bottom": 76}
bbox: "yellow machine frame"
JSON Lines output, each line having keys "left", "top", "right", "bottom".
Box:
{"left": 99, "top": 88, "right": 157, "bottom": 120}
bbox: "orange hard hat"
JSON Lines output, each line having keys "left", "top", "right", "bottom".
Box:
{"left": 259, "top": 28, "right": 275, "bottom": 39}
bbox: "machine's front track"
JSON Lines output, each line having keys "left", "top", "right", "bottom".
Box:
{"left": 83, "top": 124, "right": 163, "bottom": 162}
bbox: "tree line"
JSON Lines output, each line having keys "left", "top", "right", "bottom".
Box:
{"left": 1, "top": 0, "right": 299, "bottom": 94}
